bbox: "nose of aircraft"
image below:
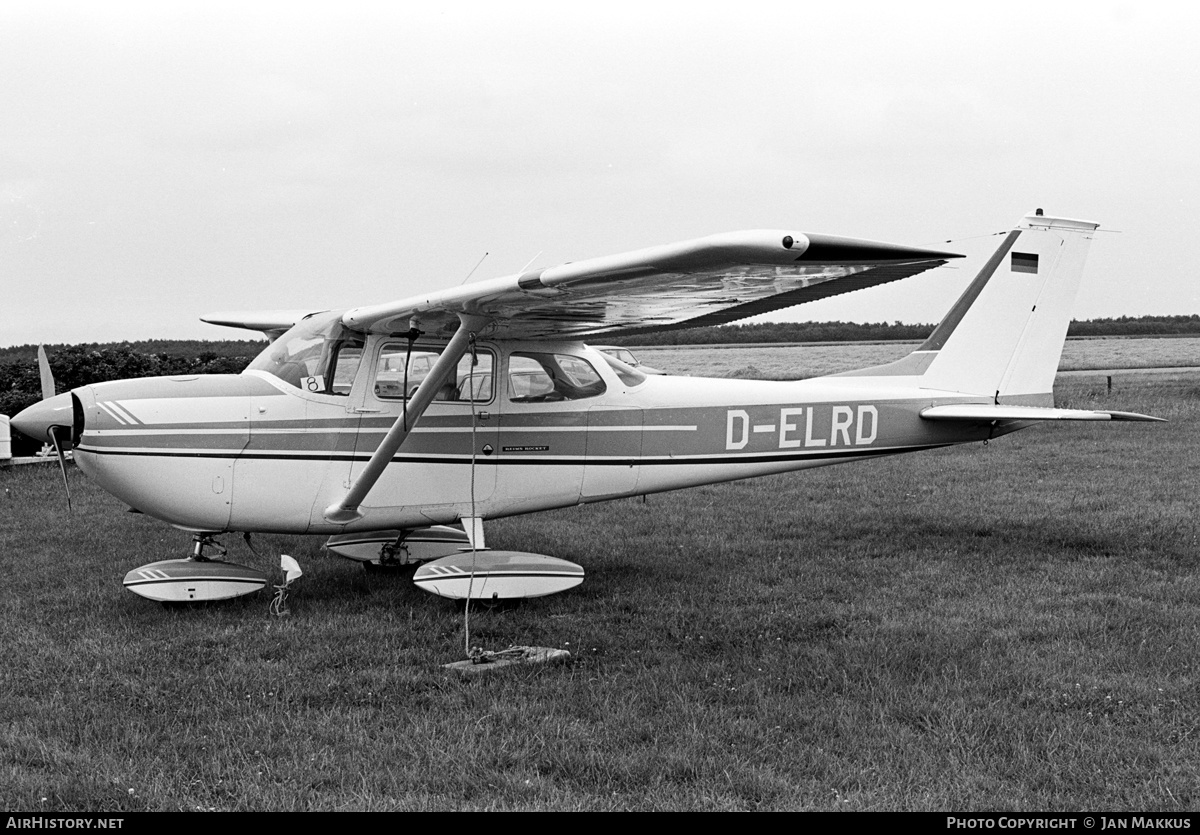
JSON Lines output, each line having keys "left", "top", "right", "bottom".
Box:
{"left": 11, "top": 392, "right": 76, "bottom": 444}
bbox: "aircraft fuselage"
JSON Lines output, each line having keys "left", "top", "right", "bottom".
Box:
{"left": 68, "top": 339, "right": 1006, "bottom": 534}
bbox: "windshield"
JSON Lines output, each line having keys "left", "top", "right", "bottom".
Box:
{"left": 247, "top": 310, "right": 364, "bottom": 395}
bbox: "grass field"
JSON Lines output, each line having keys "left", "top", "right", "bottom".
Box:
{"left": 637, "top": 337, "right": 1200, "bottom": 380}
{"left": 2, "top": 358, "right": 1199, "bottom": 810}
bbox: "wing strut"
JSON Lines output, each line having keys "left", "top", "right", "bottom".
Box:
{"left": 324, "top": 315, "right": 487, "bottom": 524}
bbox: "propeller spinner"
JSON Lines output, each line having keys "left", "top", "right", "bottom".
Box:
{"left": 10, "top": 392, "right": 75, "bottom": 445}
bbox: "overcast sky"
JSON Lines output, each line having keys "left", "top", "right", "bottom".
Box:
{"left": 2, "top": 1, "right": 1198, "bottom": 347}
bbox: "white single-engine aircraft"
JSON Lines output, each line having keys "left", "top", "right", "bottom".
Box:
{"left": 12, "top": 209, "right": 1161, "bottom": 602}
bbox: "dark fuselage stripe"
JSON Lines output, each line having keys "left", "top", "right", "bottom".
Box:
{"left": 416, "top": 572, "right": 583, "bottom": 578}
{"left": 124, "top": 577, "right": 264, "bottom": 586}
{"left": 77, "top": 444, "right": 949, "bottom": 466}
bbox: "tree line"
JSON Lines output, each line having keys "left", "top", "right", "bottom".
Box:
{"left": 1, "top": 343, "right": 262, "bottom": 455}
{"left": 3, "top": 316, "right": 1197, "bottom": 454}
{"left": 0, "top": 339, "right": 264, "bottom": 364}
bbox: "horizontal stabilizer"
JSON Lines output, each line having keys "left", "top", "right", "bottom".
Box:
{"left": 920, "top": 404, "right": 1165, "bottom": 423}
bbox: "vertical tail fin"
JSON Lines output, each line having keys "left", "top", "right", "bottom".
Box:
{"left": 843, "top": 211, "right": 1099, "bottom": 405}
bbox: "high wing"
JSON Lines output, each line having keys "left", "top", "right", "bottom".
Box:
{"left": 340, "top": 230, "right": 962, "bottom": 340}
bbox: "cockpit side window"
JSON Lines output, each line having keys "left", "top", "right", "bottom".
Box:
{"left": 508, "top": 352, "right": 607, "bottom": 402}
{"left": 373, "top": 343, "right": 494, "bottom": 402}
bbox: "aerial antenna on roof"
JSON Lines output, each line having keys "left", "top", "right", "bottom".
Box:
{"left": 518, "top": 251, "right": 543, "bottom": 274}
{"left": 459, "top": 252, "right": 489, "bottom": 285}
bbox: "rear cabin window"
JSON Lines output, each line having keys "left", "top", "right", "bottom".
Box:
{"left": 598, "top": 351, "right": 647, "bottom": 387}
{"left": 373, "top": 344, "right": 494, "bottom": 402}
{"left": 508, "top": 353, "right": 607, "bottom": 402}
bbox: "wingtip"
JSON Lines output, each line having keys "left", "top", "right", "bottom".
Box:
{"left": 1102, "top": 411, "right": 1167, "bottom": 423}
{"left": 797, "top": 233, "right": 963, "bottom": 263}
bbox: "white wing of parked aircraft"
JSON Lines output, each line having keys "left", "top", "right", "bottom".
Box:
{"left": 341, "top": 230, "right": 961, "bottom": 339}
{"left": 202, "top": 230, "right": 960, "bottom": 341}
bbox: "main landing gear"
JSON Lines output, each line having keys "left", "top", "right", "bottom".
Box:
{"left": 189, "top": 533, "right": 227, "bottom": 562}
{"left": 121, "top": 533, "right": 268, "bottom": 603}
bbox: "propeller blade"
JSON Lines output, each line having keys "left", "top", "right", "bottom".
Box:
{"left": 48, "top": 425, "right": 73, "bottom": 513}
{"left": 37, "top": 345, "right": 55, "bottom": 401}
